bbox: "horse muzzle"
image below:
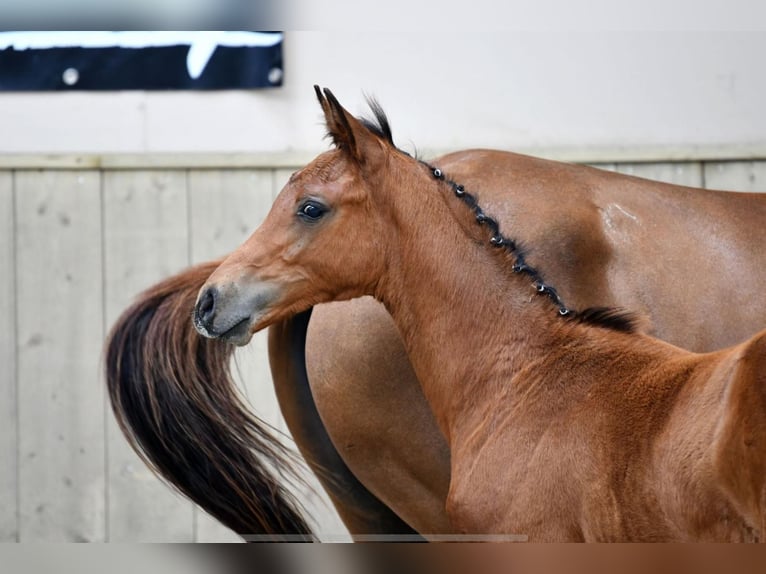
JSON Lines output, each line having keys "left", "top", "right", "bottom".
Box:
{"left": 193, "top": 281, "right": 278, "bottom": 346}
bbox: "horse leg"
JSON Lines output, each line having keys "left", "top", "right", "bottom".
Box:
{"left": 269, "top": 309, "right": 423, "bottom": 540}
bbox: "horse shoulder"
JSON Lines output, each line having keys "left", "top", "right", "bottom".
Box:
{"left": 713, "top": 329, "right": 766, "bottom": 538}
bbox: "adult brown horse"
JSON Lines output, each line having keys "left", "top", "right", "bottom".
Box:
{"left": 106, "top": 88, "right": 766, "bottom": 540}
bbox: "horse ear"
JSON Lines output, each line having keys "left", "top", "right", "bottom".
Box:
{"left": 314, "top": 86, "right": 385, "bottom": 168}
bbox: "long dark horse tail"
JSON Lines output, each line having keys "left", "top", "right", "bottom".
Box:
{"left": 104, "top": 259, "right": 314, "bottom": 541}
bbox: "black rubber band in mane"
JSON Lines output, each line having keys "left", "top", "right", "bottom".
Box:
{"left": 423, "top": 162, "right": 639, "bottom": 334}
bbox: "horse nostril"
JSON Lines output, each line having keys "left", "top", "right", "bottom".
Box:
{"left": 197, "top": 287, "right": 218, "bottom": 325}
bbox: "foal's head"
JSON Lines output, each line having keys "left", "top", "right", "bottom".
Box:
{"left": 194, "top": 87, "right": 409, "bottom": 344}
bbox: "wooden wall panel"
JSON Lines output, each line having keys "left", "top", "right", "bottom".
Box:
{"left": 188, "top": 169, "right": 273, "bottom": 262}
{"left": 588, "top": 163, "right": 616, "bottom": 172}
{"left": 703, "top": 161, "right": 766, "bottom": 192}
{"left": 0, "top": 173, "right": 17, "bottom": 541}
{"left": 15, "top": 171, "right": 105, "bottom": 541}
{"left": 102, "top": 170, "right": 193, "bottom": 541}
{"left": 616, "top": 162, "right": 703, "bottom": 187}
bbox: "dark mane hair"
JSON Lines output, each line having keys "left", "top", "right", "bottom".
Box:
{"left": 575, "top": 306, "right": 640, "bottom": 333}
{"left": 360, "top": 96, "right": 394, "bottom": 145}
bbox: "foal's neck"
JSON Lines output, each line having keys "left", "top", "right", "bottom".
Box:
{"left": 374, "top": 165, "right": 567, "bottom": 442}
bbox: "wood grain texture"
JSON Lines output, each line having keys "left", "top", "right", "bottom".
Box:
{"left": 2, "top": 147, "right": 766, "bottom": 170}
{"left": 615, "top": 162, "right": 703, "bottom": 187}
{"left": 588, "top": 163, "right": 616, "bottom": 172}
{"left": 102, "top": 170, "right": 194, "bottom": 541}
{"left": 15, "top": 170, "right": 105, "bottom": 541}
{"left": 703, "top": 161, "right": 766, "bottom": 192}
{"left": 0, "top": 172, "right": 17, "bottom": 541}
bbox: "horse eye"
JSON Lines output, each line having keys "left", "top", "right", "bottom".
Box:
{"left": 297, "top": 201, "right": 327, "bottom": 221}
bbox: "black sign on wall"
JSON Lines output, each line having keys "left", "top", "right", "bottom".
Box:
{"left": 0, "top": 31, "right": 283, "bottom": 91}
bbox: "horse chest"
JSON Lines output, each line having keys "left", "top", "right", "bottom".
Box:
{"left": 444, "top": 411, "right": 670, "bottom": 540}
{"left": 446, "top": 420, "right": 588, "bottom": 539}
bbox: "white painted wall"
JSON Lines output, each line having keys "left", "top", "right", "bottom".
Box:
{"left": 1, "top": 30, "right": 765, "bottom": 155}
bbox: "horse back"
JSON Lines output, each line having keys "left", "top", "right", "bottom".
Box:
{"left": 437, "top": 149, "right": 766, "bottom": 351}
{"left": 714, "top": 329, "right": 766, "bottom": 539}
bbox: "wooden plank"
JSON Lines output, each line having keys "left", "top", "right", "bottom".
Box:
{"left": 703, "top": 161, "right": 766, "bottom": 192}
{"left": 188, "top": 169, "right": 274, "bottom": 262}
{"left": 103, "top": 170, "right": 194, "bottom": 541}
{"left": 615, "top": 162, "right": 703, "bottom": 187}
{"left": 0, "top": 172, "right": 17, "bottom": 541}
{"left": 3, "top": 145, "right": 766, "bottom": 171}
{"left": 517, "top": 144, "right": 766, "bottom": 165}
{"left": 0, "top": 155, "right": 103, "bottom": 170}
{"left": 0, "top": 153, "right": 314, "bottom": 171}
{"left": 102, "top": 153, "right": 316, "bottom": 170}
{"left": 187, "top": 169, "right": 278, "bottom": 542}
{"left": 588, "top": 163, "right": 616, "bottom": 173}
{"left": 15, "top": 170, "right": 105, "bottom": 541}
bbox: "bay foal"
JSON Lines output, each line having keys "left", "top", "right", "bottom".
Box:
{"left": 193, "top": 87, "right": 766, "bottom": 541}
